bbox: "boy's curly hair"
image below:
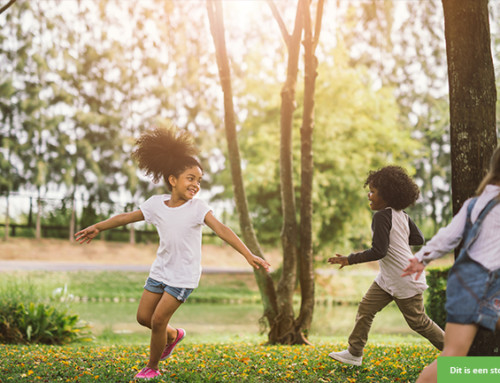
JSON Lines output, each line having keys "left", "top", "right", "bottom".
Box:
{"left": 364, "top": 166, "right": 419, "bottom": 210}
{"left": 132, "top": 126, "right": 202, "bottom": 191}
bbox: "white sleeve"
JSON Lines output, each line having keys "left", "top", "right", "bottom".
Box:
{"left": 140, "top": 196, "right": 159, "bottom": 226}
{"left": 194, "top": 198, "right": 213, "bottom": 225}
{"left": 414, "top": 199, "right": 471, "bottom": 265}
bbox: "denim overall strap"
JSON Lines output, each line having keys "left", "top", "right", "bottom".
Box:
{"left": 455, "top": 197, "right": 500, "bottom": 265}
{"left": 462, "top": 197, "right": 478, "bottom": 249}
{"left": 464, "top": 197, "right": 500, "bottom": 250}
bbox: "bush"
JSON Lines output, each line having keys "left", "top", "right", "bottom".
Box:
{"left": 0, "top": 282, "right": 91, "bottom": 345}
{"left": 425, "top": 266, "right": 450, "bottom": 330}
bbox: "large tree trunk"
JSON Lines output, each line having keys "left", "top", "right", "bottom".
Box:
{"left": 206, "top": 0, "right": 278, "bottom": 340}
{"left": 442, "top": 0, "right": 497, "bottom": 214}
{"left": 442, "top": 0, "right": 497, "bottom": 356}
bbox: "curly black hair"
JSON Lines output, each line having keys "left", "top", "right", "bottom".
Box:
{"left": 132, "top": 126, "right": 202, "bottom": 191}
{"left": 364, "top": 166, "right": 420, "bottom": 210}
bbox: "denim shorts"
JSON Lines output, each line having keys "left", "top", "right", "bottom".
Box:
{"left": 144, "top": 277, "right": 194, "bottom": 303}
{"left": 446, "top": 256, "right": 500, "bottom": 331}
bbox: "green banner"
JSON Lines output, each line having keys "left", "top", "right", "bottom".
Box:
{"left": 438, "top": 357, "right": 500, "bottom": 382}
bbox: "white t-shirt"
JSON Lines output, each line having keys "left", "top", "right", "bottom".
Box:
{"left": 140, "top": 195, "right": 212, "bottom": 288}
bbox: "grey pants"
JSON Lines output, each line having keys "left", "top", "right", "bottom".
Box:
{"left": 347, "top": 281, "right": 444, "bottom": 357}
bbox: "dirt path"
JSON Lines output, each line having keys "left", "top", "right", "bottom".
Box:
{"left": 0, "top": 237, "right": 282, "bottom": 270}
{"left": 0, "top": 237, "right": 453, "bottom": 273}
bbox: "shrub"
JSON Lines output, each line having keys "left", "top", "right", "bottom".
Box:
{"left": 425, "top": 266, "right": 450, "bottom": 330}
{"left": 0, "top": 282, "right": 91, "bottom": 345}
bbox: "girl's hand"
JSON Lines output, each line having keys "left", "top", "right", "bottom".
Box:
{"left": 402, "top": 257, "right": 426, "bottom": 280}
{"left": 75, "top": 225, "right": 100, "bottom": 244}
{"left": 328, "top": 254, "right": 349, "bottom": 269}
{"left": 247, "top": 254, "right": 271, "bottom": 272}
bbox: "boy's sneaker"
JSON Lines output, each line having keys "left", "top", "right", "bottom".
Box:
{"left": 160, "top": 328, "right": 186, "bottom": 360}
{"left": 328, "top": 350, "right": 363, "bottom": 366}
{"left": 134, "top": 367, "right": 161, "bottom": 380}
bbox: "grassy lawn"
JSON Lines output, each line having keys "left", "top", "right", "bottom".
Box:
{"left": 0, "top": 267, "right": 376, "bottom": 304}
{"left": 0, "top": 269, "right": 422, "bottom": 340}
{"left": 0, "top": 269, "right": 441, "bottom": 382}
{"left": 0, "top": 338, "right": 438, "bottom": 382}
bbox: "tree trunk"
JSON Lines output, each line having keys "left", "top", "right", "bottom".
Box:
{"left": 129, "top": 225, "right": 136, "bottom": 245}
{"left": 3, "top": 194, "right": 10, "bottom": 241}
{"left": 28, "top": 196, "right": 33, "bottom": 227}
{"left": 295, "top": 0, "right": 324, "bottom": 343}
{"left": 206, "top": 0, "right": 278, "bottom": 340}
{"left": 272, "top": 0, "right": 303, "bottom": 345}
{"left": 208, "top": 0, "right": 323, "bottom": 345}
{"left": 36, "top": 196, "right": 42, "bottom": 240}
{"left": 442, "top": 0, "right": 497, "bottom": 215}
{"left": 69, "top": 196, "right": 76, "bottom": 242}
{"left": 442, "top": 0, "right": 497, "bottom": 356}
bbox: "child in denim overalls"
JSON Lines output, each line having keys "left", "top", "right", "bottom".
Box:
{"left": 403, "top": 146, "right": 500, "bottom": 383}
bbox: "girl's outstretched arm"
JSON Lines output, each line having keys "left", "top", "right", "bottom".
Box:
{"left": 204, "top": 211, "right": 270, "bottom": 272}
{"left": 75, "top": 210, "right": 145, "bottom": 244}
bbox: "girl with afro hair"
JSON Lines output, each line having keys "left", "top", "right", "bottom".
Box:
{"left": 75, "top": 126, "right": 270, "bottom": 380}
{"left": 327, "top": 166, "right": 444, "bottom": 366}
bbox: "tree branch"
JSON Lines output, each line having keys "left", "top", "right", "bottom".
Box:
{"left": 266, "top": 0, "right": 291, "bottom": 47}
{"left": 0, "top": 0, "right": 16, "bottom": 15}
{"left": 313, "top": 0, "right": 325, "bottom": 50}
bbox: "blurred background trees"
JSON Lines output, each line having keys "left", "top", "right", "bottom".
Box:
{"left": 0, "top": 0, "right": 499, "bottom": 255}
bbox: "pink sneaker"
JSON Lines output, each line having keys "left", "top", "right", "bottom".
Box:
{"left": 160, "top": 328, "right": 186, "bottom": 360}
{"left": 134, "top": 367, "right": 161, "bottom": 380}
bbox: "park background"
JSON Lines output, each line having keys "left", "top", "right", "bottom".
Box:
{"left": 1, "top": 0, "right": 499, "bottom": 382}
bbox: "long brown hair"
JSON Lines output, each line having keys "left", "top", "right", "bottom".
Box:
{"left": 475, "top": 145, "right": 500, "bottom": 196}
{"left": 132, "top": 126, "right": 202, "bottom": 191}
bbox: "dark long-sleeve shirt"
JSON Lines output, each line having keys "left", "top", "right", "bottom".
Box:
{"left": 347, "top": 208, "right": 427, "bottom": 299}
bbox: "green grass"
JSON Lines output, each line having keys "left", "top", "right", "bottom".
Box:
{"left": 0, "top": 267, "right": 376, "bottom": 304}
{"left": 0, "top": 270, "right": 266, "bottom": 303}
{"left": 0, "top": 270, "right": 440, "bottom": 381}
{"left": 67, "top": 300, "right": 425, "bottom": 346}
{"left": 0, "top": 271, "right": 148, "bottom": 302}
{"left": 0, "top": 339, "right": 438, "bottom": 382}
{"left": 0, "top": 270, "right": 426, "bottom": 343}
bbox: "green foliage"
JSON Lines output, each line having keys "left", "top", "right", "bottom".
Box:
{"left": 0, "top": 282, "right": 91, "bottom": 345}
{"left": 425, "top": 266, "right": 450, "bottom": 330}
{"left": 2, "top": 0, "right": 485, "bottom": 259}
{"left": 0, "top": 301, "right": 88, "bottom": 345}
{"left": 219, "top": 43, "right": 421, "bottom": 256}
